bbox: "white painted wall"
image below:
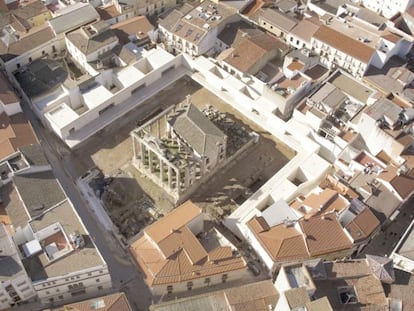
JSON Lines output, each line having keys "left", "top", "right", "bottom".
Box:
{"left": 33, "top": 266, "right": 112, "bottom": 304}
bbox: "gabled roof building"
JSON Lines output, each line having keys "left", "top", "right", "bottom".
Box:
{"left": 130, "top": 201, "right": 248, "bottom": 296}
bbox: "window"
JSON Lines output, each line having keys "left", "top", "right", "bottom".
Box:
{"left": 45, "top": 291, "right": 50, "bottom": 295}
{"left": 20, "top": 286, "right": 30, "bottom": 292}
{"left": 17, "top": 63, "right": 20, "bottom": 69}
{"left": 58, "top": 295, "right": 64, "bottom": 300}
{"left": 97, "top": 286, "right": 103, "bottom": 290}
{"left": 167, "top": 285, "right": 173, "bottom": 294}
{"left": 88, "top": 273, "right": 92, "bottom": 276}
{"left": 187, "top": 282, "right": 193, "bottom": 291}
{"left": 48, "top": 298, "right": 54, "bottom": 303}
{"left": 222, "top": 274, "right": 228, "bottom": 283}
{"left": 71, "top": 290, "right": 86, "bottom": 297}
{"left": 28, "top": 57, "right": 32, "bottom": 62}
{"left": 204, "top": 278, "right": 210, "bottom": 284}
{"left": 96, "top": 279, "right": 100, "bottom": 283}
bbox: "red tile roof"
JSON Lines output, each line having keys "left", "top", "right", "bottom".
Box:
{"left": 299, "top": 213, "right": 353, "bottom": 257}
{"left": 313, "top": 25, "right": 375, "bottom": 63}
{"left": 0, "top": 112, "right": 38, "bottom": 161}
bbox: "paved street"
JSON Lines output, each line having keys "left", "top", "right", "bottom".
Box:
{"left": 20, "top": 99, "right": 152, "bottom": 311}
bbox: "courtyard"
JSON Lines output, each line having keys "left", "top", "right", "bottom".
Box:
{"left": 72, "top": 77, "right": 295, "bottom": 239}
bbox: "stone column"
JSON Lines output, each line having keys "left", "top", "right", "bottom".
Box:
{"left": 140, "top": 144, "right": 145, "bottom": 166}
{"left": 176, "top": 168, "right": 180, "bottom": 193}
{"left": 168, "top": 166, "right": 172, "bottom": 190}
{"left": 159, "top": 160, "right": 164, "bottom": 184}
{"left": 148, "top": 150, "right": 153, "bottom": 173}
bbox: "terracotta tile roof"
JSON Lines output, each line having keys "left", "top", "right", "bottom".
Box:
{"left": 144, "top": 200, "right": 201, "bottom": 244}
{"left": 290, "top": 18, "right": 320, "bottom": 43}
{"left": 302, "top": 188, "right": 337, "bottom": 210}
{"left": 157, "top": 225, "right": 207, "bottom": 264}
{"left": 217, "top": 21, "right": 263, "bottom": 47}
{"left": 224, "top": 280, "right": 279, "bottom": 308}
{"left": 301, "top": 188, "right": 348, "bottom": 215}
{"left": 378, "top": 164, "right": 398, "bottom": 182}
{"left": 287, "top": 60, "right": 304, "bottom": 71}
{"left": 130, "top": 201, "right": 246, "bottom": 286}
{"left": 151, "top": 280, "right": 279, "bottom": 311}
{"left": 54, "top": 292, "right": 133, "bottom": 311}
{"left": 305, "top": 296, "right": 333, "bottom": 311}
{"left": 375, "top": 150, "right": 391, "bottom": 165}
{"left": 66, "top": 22, "right": 118, "bottom": 55}
{"left": 0, "top": 25, "right": 55, "bottom": 62}
{"left": 284, "top": 287, "right": 310, "bottom": 309}
{"left": 381, "top": 32, "right": 401, "bottom": 44}
{"left": 247, "top": 217, "right": 308, "bottom": 261}
{"left": 355, "top": 275, "right": 388, "bottom": 305}
{"left": 313, "top": 25, "right": 375, "bottom": 63}
{"left": 319, "top": 175, "right": 359, "bottom": 200}
{"left": 110, "top": 15, "right": 153, "bottom": 45}
{"left": 96, "top": 4, "right": 120, "bottom": 20}
{"left": 322, "top": 260, "right": 371, "bottom": 279}
{"left": 0, "top": 112, "right": 38, "bottom": 161}
{"left": 241, "top": 0, "right": 265, "bottom": 17}
{"left": 258, "top": 8, "right": 297, "bottom": 32}
{"left": 299, "top": 213, "right": 353, "bottom": 257}
{"left": 390, "top": 168, "right": 414, "bottom": 200}
{"left": 131, "top": 234, "right": 246, "bottom": 286}
{"left": 248, "top": 216, "right": 270, "bottom": 233}
{"left": 223, "top": 33, "right": 288, "bottom": 74}
{"left": 0, "top": 73, "right": 18, "bottom": 105}
{"left": 345, "top": 207, "right": 380, "bottom": 242}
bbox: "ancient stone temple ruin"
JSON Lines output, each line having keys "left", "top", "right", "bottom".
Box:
{"left": 131, "top": 96, "right": 227, "bottom": 202}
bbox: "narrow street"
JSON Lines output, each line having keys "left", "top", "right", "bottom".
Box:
{"left": 20, "top": 99, "right": 152, "bottom": 311}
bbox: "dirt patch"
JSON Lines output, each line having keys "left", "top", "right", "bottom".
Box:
{"left": 187, "top": 88, "right": 295, "bottom": 218}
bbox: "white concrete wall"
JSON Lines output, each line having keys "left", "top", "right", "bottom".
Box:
{"left": 187, "top": 213, "right": 204, "bottom": 236}
{"left": 0, "top": 274, "right": 36, "bottom": 309}
{"left": 274, "top": 293, "right": 290, "bottom": 311}
{"left": 2, "top": 102, "right": 22, "bottom": 116}
{"left": 33, "top": 266, "right": 112, "bottom": 304}
{"left": 274, "top": 266, "right": 291, "bottom": 293}
{"left": 358, "top": 114, "right": 404, "bottom": 158}
{"left": 310, "top": 38, "right": 369, "bottom": 79}
{"left": 151, "top": 266, "right": 249, "bottom": 296}
{"left": 4, "top": 37, "right": 64, "bottom": 77}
